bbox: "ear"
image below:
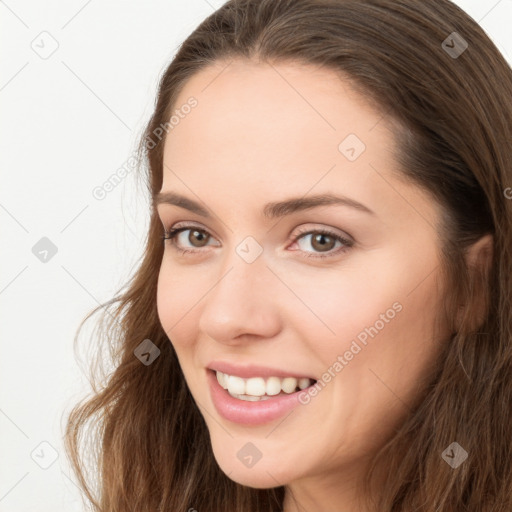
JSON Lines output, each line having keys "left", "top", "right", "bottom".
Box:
{"left": 464, "top": 233, "right": 493, "bottom": 270}
{"left": 458, "top": 233, "right": 494, "bottom": 331}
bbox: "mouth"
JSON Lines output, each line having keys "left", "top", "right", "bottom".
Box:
{"left": 206, "top": 368, "right": 316, "bottom": 426}
{"left": 210, "top": 369, "right": 318, "bottom": 402}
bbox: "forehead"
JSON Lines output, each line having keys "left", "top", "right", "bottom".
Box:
{"left": 164, "top": 59, "right": 389, "bottom": 161}
{"left": 160, "top": 59, "right": 439, "bottom": 231}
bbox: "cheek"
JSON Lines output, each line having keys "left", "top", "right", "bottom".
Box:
{"left": 156, "top": 263, "right": 199, "bottom": 348}
{"left": 280, "top": 258, "right": 442, "bottom": 373}
{"left": 279, "top": 264, "right": 400, "bottom": 338}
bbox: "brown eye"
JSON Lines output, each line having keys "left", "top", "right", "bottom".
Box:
{"left": 187, "top": 229, "right": 210, "bottom": 247}
{"left": 162, "top": 225, "right": 219, "bottom": 254}
{"left": 310, "top": 233, "right": 336, "bottom": 252}
{"left": 162, "top": 224, "right": 353, "bottom": 259}
{"left": 292, "top": 228, "right": 354, "bottom": 260}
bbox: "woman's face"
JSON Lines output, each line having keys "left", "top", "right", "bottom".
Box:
{"left": 156, "top": 60, "right": 449, "bottom": 495}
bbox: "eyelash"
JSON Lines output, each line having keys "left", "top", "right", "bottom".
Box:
{"left": 160, "top": 224, "right": 353, "bottom": 260}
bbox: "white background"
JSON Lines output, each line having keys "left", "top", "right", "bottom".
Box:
{"left": 1, "top": 1, "right": 511, "bottom": 510}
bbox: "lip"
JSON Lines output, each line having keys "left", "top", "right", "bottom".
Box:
{"left": 206, "top": 360, "right": 316, "bottom": 380}
{"left": 207, "top": 369, "right": 315, "bottom": 425}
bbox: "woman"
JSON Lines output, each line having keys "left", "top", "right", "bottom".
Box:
{"left": 64, "top": 0, "right": 512, "bottom": 510}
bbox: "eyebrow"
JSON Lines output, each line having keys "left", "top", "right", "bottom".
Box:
{"left": 153, "top": 191, "right": 375, "bottom": 219}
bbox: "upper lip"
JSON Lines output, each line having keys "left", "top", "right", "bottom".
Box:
{"left": 207, "top": 360, "right": 316, "bottom": 380}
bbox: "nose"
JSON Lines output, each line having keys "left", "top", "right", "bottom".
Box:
{"left": 198, "top": 247, "right": 283, "bottom": 345}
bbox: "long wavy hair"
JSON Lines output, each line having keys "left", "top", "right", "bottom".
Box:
{"left": 63, "top": 0, "right": 512, "bottom": 510}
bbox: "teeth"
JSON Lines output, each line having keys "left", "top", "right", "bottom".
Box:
{"left": 245, "top": 377, "right": 266, "bottom": 396}
{"left": 266, "top": 376, "right": 282, "bottom": 396}
{"left": 215, "top": 370, "right": 315, "bottom": 400}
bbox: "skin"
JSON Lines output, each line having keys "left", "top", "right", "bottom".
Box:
{"left": 155, "top": 59, "right": 479, "bottom": 511}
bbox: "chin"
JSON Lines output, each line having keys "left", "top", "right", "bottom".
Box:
{"left": 212, "top": 445, "right": 292, "bottom": 489}
{"left": 222, "top": 466, "right": 288, "bottom": 489}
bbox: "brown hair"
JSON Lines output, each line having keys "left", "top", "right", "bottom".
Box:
{"left": 63, "top": 0, "right": 512, "bottom": 510}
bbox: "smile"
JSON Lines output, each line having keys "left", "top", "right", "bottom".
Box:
{"left": 216, "top": 370, "right": 316, "bottom": 401}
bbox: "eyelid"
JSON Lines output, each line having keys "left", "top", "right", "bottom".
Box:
{"left": 167, "top": 221, "right": 355, "bottom": 243}
{"left": 166, "top": 221, "right": 220, "bottom": 243}
{"left": 292, "top": 224, "right": 353, "bottom": 244}
{"left": 166, "top": 221, "right": 215, "bottom": 235}
{"left": 164, "top": 221, "right": 352, "bottom": 242}
{"left": 162, "top": 221, "right": 354, "bottom": 258}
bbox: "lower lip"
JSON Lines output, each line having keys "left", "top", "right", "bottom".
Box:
{"left": 207, "top": 369, "right": 314, "bottom": 426}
